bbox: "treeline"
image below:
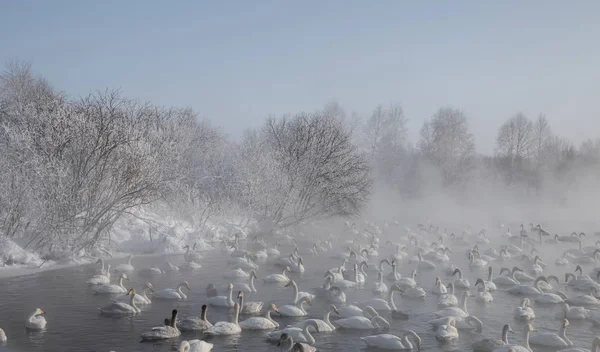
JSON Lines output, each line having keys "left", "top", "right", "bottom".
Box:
{"left": 1, "top": 62, "right": 599, "bottom": 254}
{"left": 0, "top": 63, "right": 370, "bottom": 255}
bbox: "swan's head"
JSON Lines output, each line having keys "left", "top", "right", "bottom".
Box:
{"left": 435, "top": 277, "right": 440, "bottom": 286}
{"left": 475, "top": 278, "right": 484, "bottom": 287}
{"left": 122, "top": 274, "right": 129, "bottom": 280}
{"left": 503, "top": 324, "right": 515, "bottom": 334}
{"left": 330, "top": 304, "right": 339, "bottom": 315}
{"left": 563, "top": 319, "right": 569, "bottom": 328}
{"left": 128, "top": 288, "right": 136, "bottom": 295}
{"left": 284, "top": 280, "right": 295, "bottom": 288}
{"left": 526, "top": 323, "right": 536, "bottom": 333}
{"left": 277, "top": 333, "right": 290, "bottom": 346}
{"left": 271, "top": 304, "right": 279, "bottom": 313}
{"left": 146, "top": 283, "right": 154, "bottom": 292}
{"left": 183, "top": 281, "right": 191, "bottom": 291}
{"left": 35, "top": 308, "right": 45, "bottom": 316}
{"left": 286, "top": 266, "right": 292, "bottom": 273}
{"left": 237, "top": 290, "right": 244, "bottom": 298}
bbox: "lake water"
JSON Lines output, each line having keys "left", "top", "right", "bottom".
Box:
{"left": 0, "top": 238, "right": 598, "bottom": 351}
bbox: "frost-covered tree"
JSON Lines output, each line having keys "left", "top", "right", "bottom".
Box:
{"left": 418, "top": 107, "right": 475, "bottom": 187}
{"left": 495, "top": 113, "right": 533, "bottom": 184}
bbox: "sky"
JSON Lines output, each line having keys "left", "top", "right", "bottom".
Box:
{"left": 1, "top": 0, "right": 599, "bottom": 154}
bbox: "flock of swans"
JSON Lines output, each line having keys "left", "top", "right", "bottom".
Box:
{"left": 4, "top": 222, "right": 600, "bottom": 351}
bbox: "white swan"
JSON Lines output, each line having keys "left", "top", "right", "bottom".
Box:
{"left": 204, "top": 302, "right": 241, "bottom": 335}
{"left": 141, "top": 309, "right": 181, "bottom": 340}
{"left": 535, "top": 290, "right": 567, "bottom": 304}
{"left": 557, "top": 302, "right": 588, "bottom": 320}
{"left": 114, "top": 255, "right": 134, "bottom": 273}
{"left": 239, "top": 304, "right": 279, "bottom": 330}
{"left": 279, "top": 296, "right": 311, "bottom": 317}
{"left": 337, "top": 304, "right": 376, "bottom": 319}
{"left": 179, "top": 304, "right": 213, "bottom": 331}
{"left": 493, "top": 267, "right": 520, "bottom": 286}
{"left": 286, "top": 280, "right": 315, "bottom": 304}
{"left": 288, "top": 304, "right": 339, "bottom": 332}
{"left": 325, "top": 286, "right": 346, "bottom": 304}
{"left": 25, "top": 308, "right": 46, "bottom": 330}
{"left": 183, "top": 244, "right": 203, "bottom": 262}
{"left": 237, "top": 290, "right": 263, "bottom": 314}
{"left": 358, "top": 284, "right": 402, "bottom": 312}
{"left": 290, "top": 256, "right": 305, "bottom": 273}
{"left": 472, "top": 324, "right": 514, "bottom": 352}
{"left": 452, "top": 268, "right": 470, "bottom": 289}
{"left": 529, "top": 319, "right": 572, "bottom": 347}
{"left": 154, "top": 281, "right": 191, "bottom": 300}
{"left": 386, "top": 260, "right": 402, "bottom": 281}
{"left": 335, "top": 315, "right": 390, "bottom": 330}
{"left": 469, "top": 250, "right": 488, "bottom": 267}
{"left": 565, "top": 287, "right": 600, "bottom": 306}
{"left": 178, "top": 340, "right": 213, "bottom": 352}
{"left": 429, "top": 315, "right": 483, "bottom": 332}
{"left": 432, "top": 277, "right": 447, "bottom": 295}
{"left": 231, "top": 270, "right": 258, "bottom": 294}
{"left": 87, "top": 261, "right": 111, "bottom": 285}
{"left": 207, "top": 283, "right": 234, "bottom": 307}
{"left": 435, "top": 291, "right": 471, "bottom": 318}
{"left": 438, "top": 283, "right": 458, "bottom": 307}
{"left": 475, "top": 278, "right": 494, "bottom": 303}
{"left": 92, "top": 273, "right": 128, "bottom": 294}
{"left": 435, "top": 317, "right": 458, "bottom": 343}
{"left": 492, "top": 323, "right": 535, "bottom": 352}
{"left": 508, "top": 276, "right": 547, "bottom": 295}
{"left": 361, "top": 330, "right": 422, "bottom": 350}
{"left": 266, "top": 319, "right": 320, "bottom": 344}
{"left": 485, "top": 266, "right": 497, "bottom": 291}
{"left": 557, "top": 336, "right": 600, "bottom": 352}
{"left": 98, "top": 288, "right": 141, "bottom": 315}
{"left": 0, "top": 328, "right": 5, "bottom": 343}
{"left": 264, "top": 266, "right": 291, "bottom": 284}
{"left": 401, "top": 285, "right": 426, "bottom": 299}
{"left": 115, "top": 283, "right": 153, "bottom": 304}
{"left": 514, "top": 297, "right": 535, "bottom": 321}
{"left": 223, "top": 268, "right": 250, "bottom": 279}
{"left": 395, "top": 269, "right": 418, "bottom": 289}
{"left": 417, "top": 251, "right": 436, "bottom": 269}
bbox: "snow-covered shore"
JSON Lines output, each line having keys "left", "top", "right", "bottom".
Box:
{"left": 0, "top": 208, "right": 252, "bottom": 280}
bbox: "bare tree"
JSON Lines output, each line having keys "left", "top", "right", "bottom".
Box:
{"left": 496, "top": 113, "right": 533, "bottom": 184}
{"left": 419, "top": 107, "right": 475, "bottom": 186}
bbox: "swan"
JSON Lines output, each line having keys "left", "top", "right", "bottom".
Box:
{"left": 335, "top": 315, "right": 390, "bottom": 330}
{"left": 337, "top": 304, "right": 375, "bottom": 319}
{"left": 154, "top": 281, "right": 191, "bottom": 301}
{"left": 557, "top": 302, "right": 588, "bottom": 320}
{"left": 357, "top": 284, "right": 402, "bottom": 312}
{"left": 98, "top": 288, "right": 140, "bottom": 315}
{"left": 508, "top": 276, "right": 547, "bottom": 295}
{"left": 472, "top": 324, "right": 514, "bottom": 352}
{"left": 179, "top": 261, "right": 202, "bottom": 272}
{"left": 557, "top": 337, "right": 600, "bottom": 352}
{"left": 529, "top": 319, "right": 572, "bottom": 347}
{"left": 514, "top": 297, "right": 535, "bottom": 321}
{"left": 178, "top": 340, "right": 213, "bottom": 352}
{"left": 493, "top": 267, "right": 521, "bottom": 286}
{"left": 287, "top": 304, "right": 339, "bottom": 332}
{"left": 290, "top": 256, "right": 305, "bottom": 273}
{"left": 565, "top": 272, "right": 600, "bottom": 291}
{"left": 432, "top": 277, "right": 447, "bottom": 294}
{"left": 475, "top": 278, "right": 494, "bottom": 303}
{"left": 183, "top": 244, "right": 203, "bottom": 262}
{"left": 492, "top": 323, "right": 535, "bottom": 352}
{"left": 325, "top": 286, "right": 346, "bottom": 304}
{"left": 435, "top": 317, "right": 458, "bottom": 343}
{"left": 179, "top": 304, "right": 213, "bottom": 331}
{"left": 556, "top": 253, "right": 570, "bottom": 266}
{"left": 115, "top": 283, "right": 153, "bottom": 305}
{"left": 485, "top": 266, "right": 497, "bottom": 291}
{"left": 92, "top": 273, "right": 128, "bottom": 294}
{"left": 237, "top": 290, "right": 263, "bottom": 314}
{"left": 469, "top": 250, "right": 488, "bottom": 267}
{"left": 285, "top": 280, "right": 315, "bottom": 304}
{"left": 230, "top": 270, "right": 258, "bottom": 294}
{"left": 0, "top": 328, "right": 5, "bottom": 343}
{"left": 452, "top": 268, "right": 470, "bottom": 289}
{"left": 277, "top": 332, "right": 317, "bottom": 352}
{"left": 239, "top": 304, "right": 279, "bottom": 329}
{"left": 401, "top": 285, "right": 426, "bottom": 299}
{"left": 266, "top": 320, "right": 320, "bottom": 344}
{"left": 141, "top": 309, "right": 181, "bottom": 340}
{"left": 87, "top": 261, "right": 111, "bottom": 285}
{"left": 223, "top": 267, "right": 250, "bottom": 279}
{"left": 372, "top": 271, "right": 389, "bottom": 295}
{"left": 417, "top": 251, "right": 436, "bottom": 269}
{"left": 513, "top": 267, "right": 535, "bottom": 282}
{"left": 535, "top": 290, "right": 567, "bottom": 304}
{"left": 326, "top": 268, "right": 358, "bottom": 289}
{"left": 264, "top": 266, "right": 291, "bottom": 284}
{"left": 25, "top": 308, "right": 46, "bottom": 330}
{"left": 361, "top": 330, "right": 422, "bottom": 350}
{"left": 160, "top": 261, "right": 179, "bottom": 273}
{"left": 114, "top": 255, "right": 134, "bottom": 273}
{"left": 395, "top": 269, "right": 418, "bottom": 289}
{"left": 278, "top": 296, "right": 311, "bottom": 317}
{"left": 204, "top": 302, "right": 242, "bottom": 336}
{"left": 438, "top": 282, "right": 458, "bottom": 307}
{"left": 429, "top": 315, "right": 483, "bottom": 332}
{"left": 139, "top": 266, "right": 164, "bottom": 277}
{"left": 207, "top": 283, "right": 234, "bottom": 307}
{"left": 435, "top": 291, "right": 471, "bottom": 318}
{"left": 565, "top": 287, "right": 600, "bottom": 306}
{"left": 386, "top": 260, "right": 402, "bottom": 282}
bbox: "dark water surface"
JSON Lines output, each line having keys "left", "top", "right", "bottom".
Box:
{"left": 0, "top": 241, "right": 598, "bottom": 351}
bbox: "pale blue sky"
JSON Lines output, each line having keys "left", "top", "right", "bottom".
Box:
{"left": 1, "top": 1, "right": 599, "bottom": 153}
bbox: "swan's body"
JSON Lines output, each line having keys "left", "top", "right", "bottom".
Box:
{"left": 207, "top": 283, "right": 234, "bottom": 306}
{"left": 115, "top": 283, "right": 153, "bottom": 305}
{"left": 361, "top": 330, "right": 422, "bottom": 350}
{"left": 99, "top": 288, "right": 141, "bottom": 315}
{"left": 179, "top": 305, "right": 213, "bottom": 331}
{"left": 435, "top": 318, "right": 458, "bottom": 343}
{"left": 438, "top": 283, "right": 458, "bottom": 307}
{"left": 529, "top": 319, "right": 572, "bottom": 347}
{"left": 178, "top": 340, "right": 213, "bottom": 352}
{"left": 435, "top": 291, "right": 471, "bottom": 318}
{"left": 154, "top": 281, "right": 191, "bottom": 300}
{"left": 204, "top": 302, "right": 242, "bottom": 336}
{"left": 141, "top": 309, "right": 181, "bottom": 340}
{"left": 264, "top": 266, "right": 291, "bottom": 283}
{"left": 472, "top": 324, "right": 514, "bottom": 352}
{"left": 25, "top": 308, "right": 46, "bottom": 330}
{"left": 92, "top": 273, "right": 128, "bottom": 294}
{"left": 279, "top": 296, "right": 311, "bottom": 317}
{"left": 114, "top": 255, "right": 134, "bottom": 273}
{"left": 266, "top": 320, "right": 320, "bottom": 344}
{"left": 239, "top": 304, "right": 280, "bottom": 330}
{"left": 287, "top": 304, "right": 339, "bottom": 332}
{"left": 514, "top": 298, "right": 535, "bottom": 321}
{"left": 335, "top": 315, "right": 390, "bottom": 330}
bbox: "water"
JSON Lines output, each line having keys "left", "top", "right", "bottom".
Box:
{"left": 0, "top": 239, "right": 598, "bottom": 352}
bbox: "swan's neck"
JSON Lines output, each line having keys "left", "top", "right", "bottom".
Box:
{"left": 127, "top": 256, "right": 132, "bottom": 265}
{"left": 392, "top": 264, "right": 397, "bottom": 278}
{"left": 239, "top": 294, "right": 244, "bottom": 308}
{"left": 292, "top": 282, "right": 299, "bottom": 304}
{"left": 501, "top": 327, "right": 509, "bottom": 343}
{"left": 360, "top": 263, "right": 367, "bottom": 276}
{"left": 388, "top": 289, "right": 398, "bottom": 311}
{"left": 303, "top": 324, "right": 316, "bottom": 344}
{"left": 233, "top": 305, "right": 239, "bottom": 326}
{"left": 201, "top": 308, "right": 208, "bottom": 322}
{"left": 402, "top": 334, "right": 412, "bottom": 349}
{"left": 524, "top": 329, "right": 532, "bottom": 351}
{"left": 354, "top": 268, "right": 359, "bottom": 283}
{"left": 119, "top": 277, "right": 125, "bottom": 289}
{"left": 461, "top": 294, "right": 469, "bottom": 314}
{"left": 143, "top": 289, "right": 151, "bottom": 302}
{"left": 130, "top": 293, "right": 138, "bottom": 310}
{"left": 250, "top": 275, "right": 256, "bottom": 292}
{"left": 99, "top": 258, "right": 105, "bottom": 272}
{"left": 282, "top": 268, "right": 288, "bottom": 277}
{"left": 324, "top": 310, "right": 334, "bottom": 329}
{"left": 378, "top": 274, "right": 383, "bottom": 286}
{"left": 488, "top": 270, "right": 492, "bottom": 281}
{"left": 227, "top": 286, "right": 234, "bottom": 306}
{"left": 559, "top": 324, "right": 571, "bottom": 345}
{"left": 265, "top": 310, "right": 276, "bottom": 323}
{"left": 297, "top": 301, "right": 308, "bottom": 314}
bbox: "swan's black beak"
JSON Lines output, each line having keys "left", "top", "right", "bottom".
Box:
{"left": 277, "top": 341, "right": 281, "bottom": 346}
